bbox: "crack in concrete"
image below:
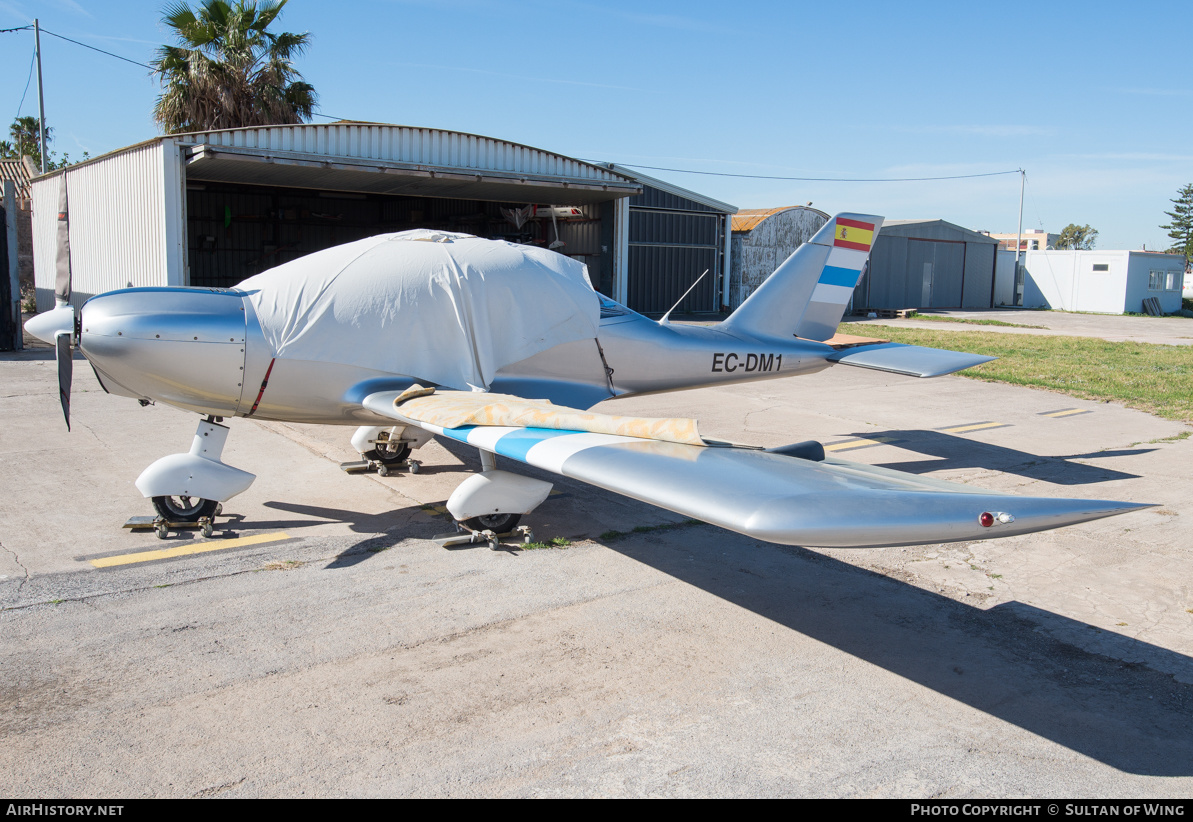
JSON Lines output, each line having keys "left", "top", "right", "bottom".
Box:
{"left": 0, "top": 538, "right": 30, "bottom": 593}
{"left": 742, "top": 403, "right": 782, "bottom": 431}
{"left": 73, "top": 417, "right": 103, "bottom": 444}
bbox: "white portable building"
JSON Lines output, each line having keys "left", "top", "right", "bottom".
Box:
{"left": 1021, "top": 250, "right": 1186, "bottom": 314}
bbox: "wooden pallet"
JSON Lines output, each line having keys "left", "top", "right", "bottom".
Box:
{"left": 853, "top": 308, "right": 917, "bottom": 319}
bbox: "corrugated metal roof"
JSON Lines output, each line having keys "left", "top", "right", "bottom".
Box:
{"left": 732, "top": 205, "right": 828, "bottom": 233}
{"left": 0, "top": 157, "right": 35, "bottom": 198}
{"left": 32, "top": 123, "right": 644, "bottom": 204}
{"left": 183, "top": 143, "right": 636, "bottom": 205}
{"left": 183, "top": 123, "right": 635, "bottom": 185}
{"left": 882, "top": 219, "right": 998, "bottom": 244}
{"left": 606, "top": 164, "right": 737, "bottom": 214}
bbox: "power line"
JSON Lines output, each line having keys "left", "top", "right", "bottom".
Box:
{"left": 593, "top": 161, "right": 1024, "bottom": 183}
{"left": 39, "top": 27, "right": 153, "bottom": 71}
{"left": 16, "top": 47, "right": 36, "bottom": 117}
{"left": 30, "top": 25, "right": 346, "bottom": 125}
{"left": 0, "top": 25, "right": 32, "bottom": 33}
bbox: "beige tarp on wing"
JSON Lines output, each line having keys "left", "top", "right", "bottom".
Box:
{"left": 393, "top": 387, "right": 706, "bottom": 447}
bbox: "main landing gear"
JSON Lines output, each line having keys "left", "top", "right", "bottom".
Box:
{"left": 132, "top": 415, "right": 255, "bottom": 537}
{"left": 345, "top": 425, "right": 429, "bottom": 476}
{"left": 432, "top": 451, "right": 552, "bottom": 549}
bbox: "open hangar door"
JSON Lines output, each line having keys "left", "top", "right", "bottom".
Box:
{"left": 185, "top": 184, "right": 609, "bottom": 291}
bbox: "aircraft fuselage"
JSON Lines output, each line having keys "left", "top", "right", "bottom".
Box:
{"left": 75, "top": 287, "right": 838, "bottom": 425}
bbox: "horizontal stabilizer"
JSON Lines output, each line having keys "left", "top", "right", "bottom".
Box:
{"left": 827, "top": 342, "right": 994, "bottom": 378}
{"left": 361, "top": 390, "right": 1150, "bottom": 549}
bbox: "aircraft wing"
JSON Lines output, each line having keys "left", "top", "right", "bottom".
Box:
{"left": 360, "top": 391, "right": 1149, "bottom": 549}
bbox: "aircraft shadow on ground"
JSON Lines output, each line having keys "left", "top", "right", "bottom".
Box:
{"left": 858, "top": 429, "right": 1149, "bottom": 484}
{"left": 261, "top": 432, "right": 1187, "bottom": 774}
{"left": 258, "top": 500, "right": 448, "bottom": 568}
{"left": 603, "top": 526, "right": 1193, "bottom": 777}
{"left": 270, "top": 452, "right": 1192, "bottom": 776}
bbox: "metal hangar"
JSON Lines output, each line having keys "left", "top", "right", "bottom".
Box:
{"left": 30, "top": 123, "right": 739, "bottom": 317}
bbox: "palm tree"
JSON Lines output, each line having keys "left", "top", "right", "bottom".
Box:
{"left": 150, "top": 0, "right": 317, "bottom": 134}
{"left": 7, "top": 116, "right": 49, "bottom": 166}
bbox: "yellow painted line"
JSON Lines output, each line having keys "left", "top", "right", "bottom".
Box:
{"left": 90, "top": 532, "right": 292, "bottom": 568}
{"left": 824, "top": 436, "right": 899, "bottom": 452}
{"left": 1041, "top": 408, "right": 1090, "bottom": 418}
{"left": 940, "top": 422, "right": 1008, "bottom": 434}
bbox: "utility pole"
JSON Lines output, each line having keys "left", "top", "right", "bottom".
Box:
{"left": 1014, "top": 168, "right": 1025, "bottom": 306}
{"left": 35, "top": 18, "right": 47, "bottom": 173}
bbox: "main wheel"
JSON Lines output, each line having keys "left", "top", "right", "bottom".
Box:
{"left": 462, "top": 513, "right": 522, "bottom": 534}
{"left": 365, "top": 439, "right": 411, "bottom": 466}
{"left": 152, "top": 495, "right": 219, "bottom": 523}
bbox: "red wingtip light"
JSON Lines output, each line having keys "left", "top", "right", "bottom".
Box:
{"left": 979, "top": 512, "right": 995, "bottom": 528}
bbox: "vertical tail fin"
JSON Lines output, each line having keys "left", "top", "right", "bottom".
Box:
{"left": 719, "top": 213, "right": 883, "bottom": 341}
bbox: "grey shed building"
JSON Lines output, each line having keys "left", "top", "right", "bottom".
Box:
{"left": 854, "top": 219, "right": 1000, "bottom": 311}
{"left": 729, "top": 206, "right": 829, "bottom": 310}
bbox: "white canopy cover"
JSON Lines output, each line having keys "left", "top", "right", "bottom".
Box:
{"left": 237, "top": 230, "right": 600, "bottom": 391}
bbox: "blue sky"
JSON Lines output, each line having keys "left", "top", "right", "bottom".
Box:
{"left": 4, "top": 0, "right": 1192, "bottom": 250}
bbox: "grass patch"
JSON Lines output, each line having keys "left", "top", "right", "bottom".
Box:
{"left": 897, "top": 315, "right": 1046, "bottom": 329}
{"left": 600, "top": 519, "right": 702, "bottom": 542}
{"left": 264, "top": 560, "right": 305, "bottom": 570}
{"left": 1142, "top": 431, "right": 1192, "bottom": 445}
{"left": 523, "top": 536, "right": 571, "bottom": 550}
{"left": 851, "top": 325, "right": 1193, "bottom": 424}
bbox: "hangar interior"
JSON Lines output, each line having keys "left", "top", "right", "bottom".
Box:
{"left": 184, "top": 185, "right": 611, "bottom": 292}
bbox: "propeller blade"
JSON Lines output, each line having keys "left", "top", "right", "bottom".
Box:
{"left": 56, "top": 330, "right": 72, "bottom": 431}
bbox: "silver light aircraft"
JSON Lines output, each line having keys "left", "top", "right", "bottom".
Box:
{"left": 25, "top": 213, "right": 1150, "bottom": 546}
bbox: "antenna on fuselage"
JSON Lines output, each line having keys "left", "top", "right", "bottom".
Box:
{"left": 659, "top": 269, "right": 709, "bottom": 325}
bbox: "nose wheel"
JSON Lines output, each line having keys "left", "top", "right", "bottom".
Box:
{"left": 365, "top": 440, "right": 412, "bottom": 466}
{"left": 151, "top": 495, "right": 219, "bottom": 522}
{"left": 460, "top": 513, "right": 522, "bottom": 534}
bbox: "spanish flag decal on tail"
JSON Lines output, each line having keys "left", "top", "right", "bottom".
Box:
{"left": 834, "top": 218, "right": 875, "bottom": 252}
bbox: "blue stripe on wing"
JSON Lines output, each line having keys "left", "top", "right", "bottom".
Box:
{"left": 437, "top": 424, "right": 588, "bottom": 461}
{"left": 490, "top": 428, "right": 577, "bottom": 461}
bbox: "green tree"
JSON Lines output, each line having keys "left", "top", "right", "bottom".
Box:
{"left": 0, "top": 118, "right": 88, "bottom": 170}
{"left": 1055, "top": 223, "right": 1098, "bottom": 250}
{"left": 150, "top": 0, "right": 317, "bottom": 134}
{"left": 1160, "top": 183, "right": 1193, "bottom": 266}
{"left": 2, "top": 116, "right": 51, "bottom": 168}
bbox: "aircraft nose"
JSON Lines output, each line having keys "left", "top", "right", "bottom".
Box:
{"left": 24, "top": 305, "right": 75, "bottom": 345}
{"left": 79, "top": 288, "right": 250, "bottom": 415}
